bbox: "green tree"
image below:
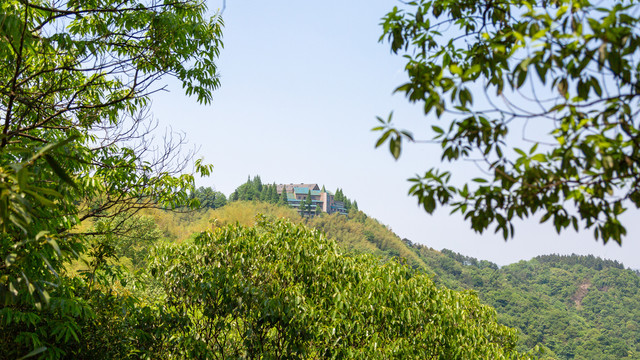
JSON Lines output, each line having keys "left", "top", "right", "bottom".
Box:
{"left": 375, "top": 0, "right": 640, "bottom": 244}
{"left": 90, "top": 214, "right": 163, "bottom": 269}
{"left": 0, "top": 0, "right": 222, "bottom": 357}
{"left": 278, "top": 187, "right": 289, "bottom": 205}
{"left": 252, "top": 174, "right": 263, "bottom": 193}
{"left": 269, "top": 183, "right": 279, "bottom": 203}
{"left": 191, "top": 186, "right": 226, "bottom": 209}
{"left": 213, "top": 192, "right": 228, "bottom": 208}
{"left": 191, "top": 186, "right": 227, "bottom": 209}
{"left": 299, "top": 196, "right": 307, "bottom": 215}
{"left": 150, "top": 218, "right": 533, "bottom": 359}
{"left": 304, "top": 192, "right": 313, "bottom": 215}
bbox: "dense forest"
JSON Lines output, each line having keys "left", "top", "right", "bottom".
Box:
{"left": 132, "top": 198, "right": 640, "bottom": 359}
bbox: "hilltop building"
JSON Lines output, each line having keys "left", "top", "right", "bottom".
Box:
{"left": 276, "top": 183, "right": 347, "bottom": 216}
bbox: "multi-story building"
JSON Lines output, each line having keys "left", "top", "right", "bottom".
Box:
{"left": 276, "top": 183, "right": 347, "bottom": 215}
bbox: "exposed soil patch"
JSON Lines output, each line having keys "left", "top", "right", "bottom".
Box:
{"left": 572, "top": 281, "right": 591, "bottom": 309}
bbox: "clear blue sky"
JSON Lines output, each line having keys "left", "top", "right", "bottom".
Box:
{"left": 150, "top": 0, "right": 640, "bottom": 269}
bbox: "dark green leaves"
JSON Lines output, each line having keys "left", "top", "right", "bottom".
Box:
{"left": 378, "top": 0, "right": 640, "bottom": 244}
{"left": 372, "top": 112, "right": 414, "bottom": 160}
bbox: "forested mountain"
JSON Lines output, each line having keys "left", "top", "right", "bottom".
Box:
{"left": 408, "top": 245, "right": 640, "bottom": 359}
{"left": 163, "top": 201, "right": 640, "bottom": 359}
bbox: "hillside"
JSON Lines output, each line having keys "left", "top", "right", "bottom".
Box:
{"left": 153, "top": 201, "right": 640, "bottom": 359}
{"left": 408, "top": 244, "right": 640, "bottom": 359}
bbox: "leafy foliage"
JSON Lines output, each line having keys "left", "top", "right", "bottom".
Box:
{"left": 0, "top": 0, "right": 222, "bottom": 357}
{"left": 150, "top": 218, "right": 530, "bottom": 359}
{"left": 57, "top": 193, "right": 638, "bottom": 360}
{"left": 405, "top": 242, "right": 640, "bottom": 359}
{"left": 191, "top": 186, "right": 227, "bottom": 210}
{"left": 334, "top": 188, "right": 358, "bottom": 212}
{"left": 229, "top": 175, "right": 280, "bottom": 203}
{"left": 376, "top": 0, "right": 640, "bottom": 244}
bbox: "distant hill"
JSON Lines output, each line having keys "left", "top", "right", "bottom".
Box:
{"left": 404, "top": 244, "right": 640, "bottom": 359}
{"left": 151, "top": 201, "right": 640, "bottom": 359}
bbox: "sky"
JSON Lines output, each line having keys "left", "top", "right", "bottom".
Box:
{"left": 150, "top": 0, "right": 640, "bottom": 270}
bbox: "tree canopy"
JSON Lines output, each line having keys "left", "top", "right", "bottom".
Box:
{"left": 0, "top": 0, "right": 222, "bottom": 357}
{"left": 150, "top": 217, "right": 532, "bottom": 359}
{"left": 191, "top": 186, "right": 227, "bottom": 209}
{"left": 375, "top": 0, "right": 640, "bottom": 244}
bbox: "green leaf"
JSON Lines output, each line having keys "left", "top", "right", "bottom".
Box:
{"left": 17, "top": 346, "right": 47, "bottom": 360}
{"left": 449, "top": 64, "right": 462, "bottom": 76}
{"left": 375, "top": 131, "right": 392, "bottom": 148}
{"left": 390, "top": 137, "right": 402, "bottom": 160}
{"left": 44, "top": 155, "right": 77, "bottom": 189}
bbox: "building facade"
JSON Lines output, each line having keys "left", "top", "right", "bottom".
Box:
{"left": 276, "top": 183, "right": 347, "bottom": 216}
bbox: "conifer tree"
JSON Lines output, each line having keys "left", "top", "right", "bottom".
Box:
{"left": 270, "top": 184, "right": 279, "bottom": 203}
{"left": 305, "top": 192, "right": 313, "bottom": 215}
{"left": 259, "top": 184, "right": 268, "bottom": 202}
{"left": 279, "top": 187, "right": 289, "bottom": 206}
{"left": 253, "top": 175, "right": 263, "bottom": 193}
{"left": 300, "top": 198, "right": 307, "bottom": 216}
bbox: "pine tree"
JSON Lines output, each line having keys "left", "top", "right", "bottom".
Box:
{"left": 306, "top": 193, "right": 313, "bottom": 208}
{"left": 270, "top": 184, "right": 279, "bottom": 203}
{"left": 299, "top": 198, "right": 307, "bottom": 216}
{"left": 253, "top": 175, "right": 263, "bottom": 193}
{"left": 261, "top": 184, "right": 268, "bottom": 202}
{"left": 279, "top": 187, "right": 289, "bottom": 206}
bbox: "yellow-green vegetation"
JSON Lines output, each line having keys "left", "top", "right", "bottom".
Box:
{"left": 3, "top": 200, "right": 537, "bottom": 358}
{"left": 306, "top": 211, "right": 426, "bottom": 267}
{"left": 143, "top": 202, "right": 301, "bottom": 242}
{"left": 145, "top": 201, "right": 428, "bottom": 268}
